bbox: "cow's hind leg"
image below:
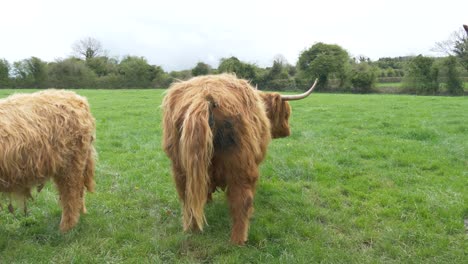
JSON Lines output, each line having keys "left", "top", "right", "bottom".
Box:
{"left": 80, "top": 191, "right": 87, "bottom": 214}
{"left": 54, "top": 163, "right": 86, "bottom": 232}
{"left": 81, "top": 149, "right": 96, "bottom": 214}
{"left": 227, "top": 170, "right": 258, "bottom": 245}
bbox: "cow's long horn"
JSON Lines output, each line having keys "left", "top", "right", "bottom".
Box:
{"left": 281, "top": 79, "right": 318, "bottom": 101}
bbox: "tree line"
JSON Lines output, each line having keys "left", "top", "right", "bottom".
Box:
{"left": 1, "top": 26, "right": 467, "bottom": 95}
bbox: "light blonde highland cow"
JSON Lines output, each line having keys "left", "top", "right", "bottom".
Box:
{"left": 0, "top": 89, "right": 96, "bottom": 232}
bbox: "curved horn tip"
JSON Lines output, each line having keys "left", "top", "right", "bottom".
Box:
{"left": 281, "top": 78, "right": 318, "bottom": 101}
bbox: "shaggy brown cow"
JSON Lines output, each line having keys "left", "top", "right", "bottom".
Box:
{"left": 0, "top": 89, "right": 96, "bottom": 232}
{"left": 162, "top": 74, "right": 317, "bottom": 245}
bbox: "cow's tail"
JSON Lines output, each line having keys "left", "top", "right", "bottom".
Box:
{"left": 180, "top": 98, "right": 214, "bottom": 231}
{"left": 83, "top": 142, "right": 96, "bottom": 193}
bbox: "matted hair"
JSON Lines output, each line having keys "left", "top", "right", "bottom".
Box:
{"left": 0, "top": 89, "right": 96, "bottom": 232}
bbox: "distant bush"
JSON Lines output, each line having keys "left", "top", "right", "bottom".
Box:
{"left": 297, "top": 42, "right": 350, "bottom": 91}
{"left": 443, "top": 56, "right": 464, "bottom": 95}
{"left": 378, "top": 77, "right": 403, "bottom": 83}
{"left": 48, "top": 58, "right": 97, "bottom": 88}
{"left": 258, "top": 59, "right": 296, "bottom": 90}
{"left": 402, "top": 55, "right": 439, "bottom": 95}
{"left": 262, "top": 78, "right": 296, "bottom": 91}
{"left": 117, "top": 56, "right": 154, "bottom": 88}
{"left": 169, "top": 70, "right": 192, "bottom": 81}
{"left": 152, "top": 72, "right": 172, "bottom": 88}
{"left": 191, "top": 62, "right": 211, "bottom": 76}
{"left": 0, "top": 59, "right": 10, "bottom": 88}
{"left": 86, "top": 56, "right": 118, "bottom": 77}
{"left": 12, "top": 57, "right": 48, "bottom": 88}
{"left": 218, "top": 57, "right": 258, "bottom": 81}
{"left": 350, "top": 62, "right": 377, "bottom": 93}
{"left": 96, "top": 73, "right": 125, "bottom": 89}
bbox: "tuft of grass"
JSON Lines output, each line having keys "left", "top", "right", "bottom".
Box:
{"left": 1, "top": 89, "right": 467, "bottom": 263}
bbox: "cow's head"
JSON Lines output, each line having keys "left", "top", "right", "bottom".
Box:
{"left": 260, "top": 79, "right": 318, "bottom": 138}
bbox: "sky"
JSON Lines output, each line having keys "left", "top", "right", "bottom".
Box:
{"left": 1, "top": 0, "right": 467, "bottom": 71}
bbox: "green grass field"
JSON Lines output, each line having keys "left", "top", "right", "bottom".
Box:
{"left": 0, "top": 89, "right": 467, "bottom": 263}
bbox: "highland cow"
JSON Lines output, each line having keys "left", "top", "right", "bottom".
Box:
{"left": 0, "top": 89, "right": 96, "bottom": 232}
{"left": 162, "top": 74, "right": 317, "bottom": 245}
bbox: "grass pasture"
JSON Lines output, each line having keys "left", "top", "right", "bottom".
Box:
{"left": 0, "top": 89, "right": 467, "bottom": 263}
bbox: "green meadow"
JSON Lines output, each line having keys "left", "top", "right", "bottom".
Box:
{"left": 0, "top": 89, "right": 466, "bottom": 263}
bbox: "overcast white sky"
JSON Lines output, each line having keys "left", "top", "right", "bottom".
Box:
{"left": 1, "top": 0, "right": 467, "bottom": 71}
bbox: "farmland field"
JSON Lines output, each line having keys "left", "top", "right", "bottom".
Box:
{"left": 0, "top": 89, "right": 467, "bottom": 263}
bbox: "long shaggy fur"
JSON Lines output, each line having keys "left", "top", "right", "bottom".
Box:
{"left": 0, "top": 89, "right": 96, "bottom": 232}
{"left": 162, "top": 74, "right": 292, "bottom": 245}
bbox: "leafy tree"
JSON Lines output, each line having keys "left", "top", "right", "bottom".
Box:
{"left": 48, "top": 58, "right": 97, "bottom": 88}
{"left": 402, "top": 55, "right": 439, "bottom": 95}
{"left": 350, "top": 62, "right": 377, "bottom": 93}
{"left": 72, "top": 37, "right": 104, "bottom": 60}
{"left": 433, "top": 26, "right": 468, "bottom": 71}
{"left": 375, "top": 57, "right": 410, "bottom": 70}
{"left": 86, "top": 56, "right": 118, "bottom": 77}
{"left": 240, "top": 63, "right": 258, "bottom": 81}
{"left": 0, "top": 58, "right": 10, "bottom": 88}
{"left": 453, "top": 34, "right": 468, "bottom": 72}
{"left": 96, "top": 73, "right": 124, "bottom": 89}
{"left": 147, "top": 65, "right": 172, "bottom": 88}
{"left": 191, "top": 62, "right": 211, "bottom": 76}
{"left": 218, "top": 57, "right": 257, "bottom": 80}
{"left": 297, "top": 42, "right": 350, "bottom": 90}
{"left": 268, "top": 59, "right": 285, "bottom": 79}
{"left": 443, "top": 56, "right": 464, "bottom": 95}
{"left": 218, "top": 56, "right": 242, "bottom": 73}
{"left": 386, "top": 68, "right": 396, "bottom": 77}
{"left": 169, "top": 70, "right": 192, "bottom": 81}
{"left": 152, "top": 65, "right": 172, "bottom": 88}
{"left": 12, "top": 57, "right": 48, "bottom": 88}
{"left": 286, "top": 64, "right": 297, "bottom": 77}
{"left": 29, "top": 57, "right": 48, "bottom": 87}
{"left": 260, "top": 57, "right": 295, "bottom": 90}
{"left": 118, "top": 56, "right": 155, "bottom": 88}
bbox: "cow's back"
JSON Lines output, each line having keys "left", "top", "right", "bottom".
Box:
{"left": 162, "top": 74, "right": 271, "bottom": 164}
{"left": 0, "top": 90, "right": 95, "bottom": 191}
